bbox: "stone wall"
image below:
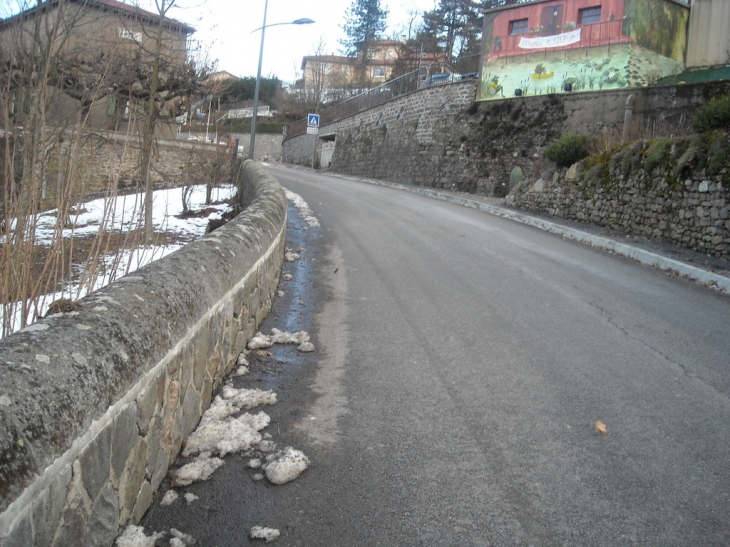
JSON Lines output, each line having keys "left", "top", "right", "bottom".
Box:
{"left": 50, "top": 132, "right": 282, "bottom": 198}
{"left": 0, "top": 160, "right": 287, "bottom": 546}
{"left": 507, "top": 134, "right": 730, "bottom": 260}
{"left": 283, "top": 80, "right": 730, "bottom": 197}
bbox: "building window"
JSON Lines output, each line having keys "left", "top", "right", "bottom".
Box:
{"left": 342, "top": 65, "right": 349, "bottom": 74}
{"left": 509, "top": 18, "right": 529, "bottom": 35}
{"left": 372, "top": 67, "right": 386, "bottom": 77}
{"left": 118, "top": 27, "right": 142, "bottom": 41}
{"left": 579, "top": 7, "right": 601, "bottom": 24}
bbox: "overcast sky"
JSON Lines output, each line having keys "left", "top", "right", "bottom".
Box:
{"left": 163, "top": 0, "right": 439, "bottom": 83}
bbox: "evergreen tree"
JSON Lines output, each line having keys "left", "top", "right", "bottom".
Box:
{"left": 340, "top": 0, "right": 389, "bottom": 58}
{"left": 416, "top": 0, "right": 527, "bottom": 60}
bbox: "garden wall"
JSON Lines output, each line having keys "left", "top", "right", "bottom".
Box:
{"left": 0, "top": 160, "right": 287, "bottom": 546}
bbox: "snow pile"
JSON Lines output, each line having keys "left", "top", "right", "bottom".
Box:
{"left": 263, "top": 447, "right": 310, "bottom": 485}
{"left": 171, "top": 455, "right": 224, "bottom": 487}
{"left": 284, "top": 189, "right": 320, "bottom": 227}
{"left": 170, "top": 529, "right": 196, "bottom": 545}
{"left": 283, "top": 273, "right": 293, "bottom": 281}
{"left": 182, "top": 404, "right": 271, "bottom": 458}
{"left": 247, "top": 328, "right": 315, "bottom": 353}
{"left": 284, "top": 251, "right": 300, "bottom": 262}
{"left": 234, "top": 353, "right": 249, "bottom": 376}
{"left": 115, "top": 525, "right": 197, "bottom": 547}
{"left": 160, "top": 490, "right": 179, "bottom": 506}
{"left": 220, "top": 386, "right": 278, "bottom": 409}
{"left": 249, "top": 526, "right": 280, "bottom": 543}
{"left": 184, "top": 493, "right": 199, "bottom": 505}
{"left": 115, "top": 525, "right": 165, "bottom": 547}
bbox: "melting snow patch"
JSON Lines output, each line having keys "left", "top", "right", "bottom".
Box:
{"left": 235, "top": 365, "right": 249, "bottom": 376}
{"left": 263, "top": 447, "right": 310, "bottom": 485}
{"left": 248, "top": 458, "right": 262, "bottom": 469}
{"left": 181, "top": 406, "right": 270, "bottom": 458}
{"left": 115, "top": 525, "right": 164, "bottom": 547}
{"left": 250, "top": 526, "right": 280, "bottom": 543}
{"left": 284, "top": 251, "right": 300, "bottom": 262}
{"left": 298, "top": 342, "right": 315, "bottom": 353}
{"left": 284, "top": 188, "right": 320, "bottom": 227}
{"left": 248, "top": 332, "right": 274, "bottom": 349}
{"left": 160, "top": 490, "right": 178, "bottom": 506}
{"left": 171, "top": 455, "right": 224, "bottom": 486}
{"left": 170, "top": 528, "right": 196, "bottom": 545}
{"left": 221, "top": 386, "right": 277, "bottom": 409}
{"left": 283, "top": 273, "right": 293, "bottom": 281}
{"left": 184, "top": 493, "right": 199, "bottom": 505}
{"left": 248, "top": 329, "right": 315, "bottom": 352}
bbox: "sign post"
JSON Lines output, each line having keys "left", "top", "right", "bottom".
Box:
{"left": 307, "top": 113, "right": 320, "bottom": 169}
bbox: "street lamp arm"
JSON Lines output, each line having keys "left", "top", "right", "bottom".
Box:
{"left": 248, "top": 1, "right": 314, "bottom": 161}
{"left": 250, "top": 18, "right": 314, "bottom": 33}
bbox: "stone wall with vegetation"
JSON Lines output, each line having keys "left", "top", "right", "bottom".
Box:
{"left": 0, "top": 160, "right": 287, "bottom": 546}
{"left": 283, "top": 81, "right": 730, "bottom": 197}
{"left": 507, "top": 133, "right": 730, "bottom": 260}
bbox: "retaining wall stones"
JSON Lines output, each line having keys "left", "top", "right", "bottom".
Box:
{"left": 0, "top": 160, "right": 287, "bottom": 546}
{"left": 507, "top": 134, "right": 730, "bottom": 260}
{"left": 283, "top": 80, "right": 730, "bottom": 197}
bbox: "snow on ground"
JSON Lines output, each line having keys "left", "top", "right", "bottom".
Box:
{"left": 247, "top": 328, "right": 314, "bottom": 353}
{"left": 263, "top": 447, "right": 310, "bottom": 485}
{"left": 250, "top": 526, "right": 281, "bottom": 543}
{"left": 284, "top": 188, "right": 319, "bottom": 227}
{"left": 160, "top": 490, "right": 179, "bottom": 506}
{"left": 4, "top": 184, "right": 236, "bottom": 335}
{"left": 115, "top": 525, "right": 165, "bottom": 547}
{"left": 115, "top": 191, "right": 321, "bottom": 545}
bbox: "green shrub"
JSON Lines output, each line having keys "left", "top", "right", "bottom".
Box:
{"left": 693, "top": 95, "right": 730, "bottom": 133}
{"left": 545, "top": 133, "right": 590, "bottom": 168}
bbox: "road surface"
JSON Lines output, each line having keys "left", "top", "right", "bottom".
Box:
{"left": 143, "top": 165, "right": 730, "bottom": 546}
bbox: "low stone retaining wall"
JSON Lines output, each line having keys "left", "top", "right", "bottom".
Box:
{"left": 506, "top": 135, "right": 730, "bottom": 260}
{"left": 0, "top": 160, "right": 287, "bottom": 546}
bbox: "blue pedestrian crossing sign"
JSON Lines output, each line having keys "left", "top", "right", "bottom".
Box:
{"left": 307, "top": 114, "right": 320, "bottom": 128}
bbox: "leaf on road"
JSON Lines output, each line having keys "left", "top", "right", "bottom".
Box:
{"left": 595, "top": 420, "right": 608, "bottom": 435}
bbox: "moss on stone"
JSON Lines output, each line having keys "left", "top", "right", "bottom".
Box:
{"left": 644, "top": 138, "right": 672, "bottom": 174}
{"left": 706, "top": 132, "right": 730, "bottom": 176}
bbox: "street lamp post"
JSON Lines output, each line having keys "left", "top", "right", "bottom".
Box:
{"left": 249, "top": 2, "right": 313, "bottom": 160}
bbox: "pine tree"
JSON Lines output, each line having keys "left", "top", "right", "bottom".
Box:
{"left": 340, "top": 0, "right": 389, "bottom": 58}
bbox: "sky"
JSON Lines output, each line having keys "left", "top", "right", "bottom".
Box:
{"left": 161, "top": 0, "right": 439, "bottom": 83}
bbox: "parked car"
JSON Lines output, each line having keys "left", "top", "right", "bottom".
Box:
{"left": 422, "top": 73, "right": 451, "bottom": 87}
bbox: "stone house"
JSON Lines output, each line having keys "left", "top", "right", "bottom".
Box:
{"left": 0, "top": 0, "right": 196, "bottom": 136}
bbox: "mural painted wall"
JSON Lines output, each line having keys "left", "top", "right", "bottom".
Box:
{"left": 477, "top": 0, "right": 689, "bottom": 101}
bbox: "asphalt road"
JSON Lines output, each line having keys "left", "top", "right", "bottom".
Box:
{"left": 143, "top": 165, "right": 730, "bottom": 546}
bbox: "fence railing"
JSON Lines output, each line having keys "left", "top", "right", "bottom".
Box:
{"left": 285, "top": 54, "right": 481, "bottom": 140}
